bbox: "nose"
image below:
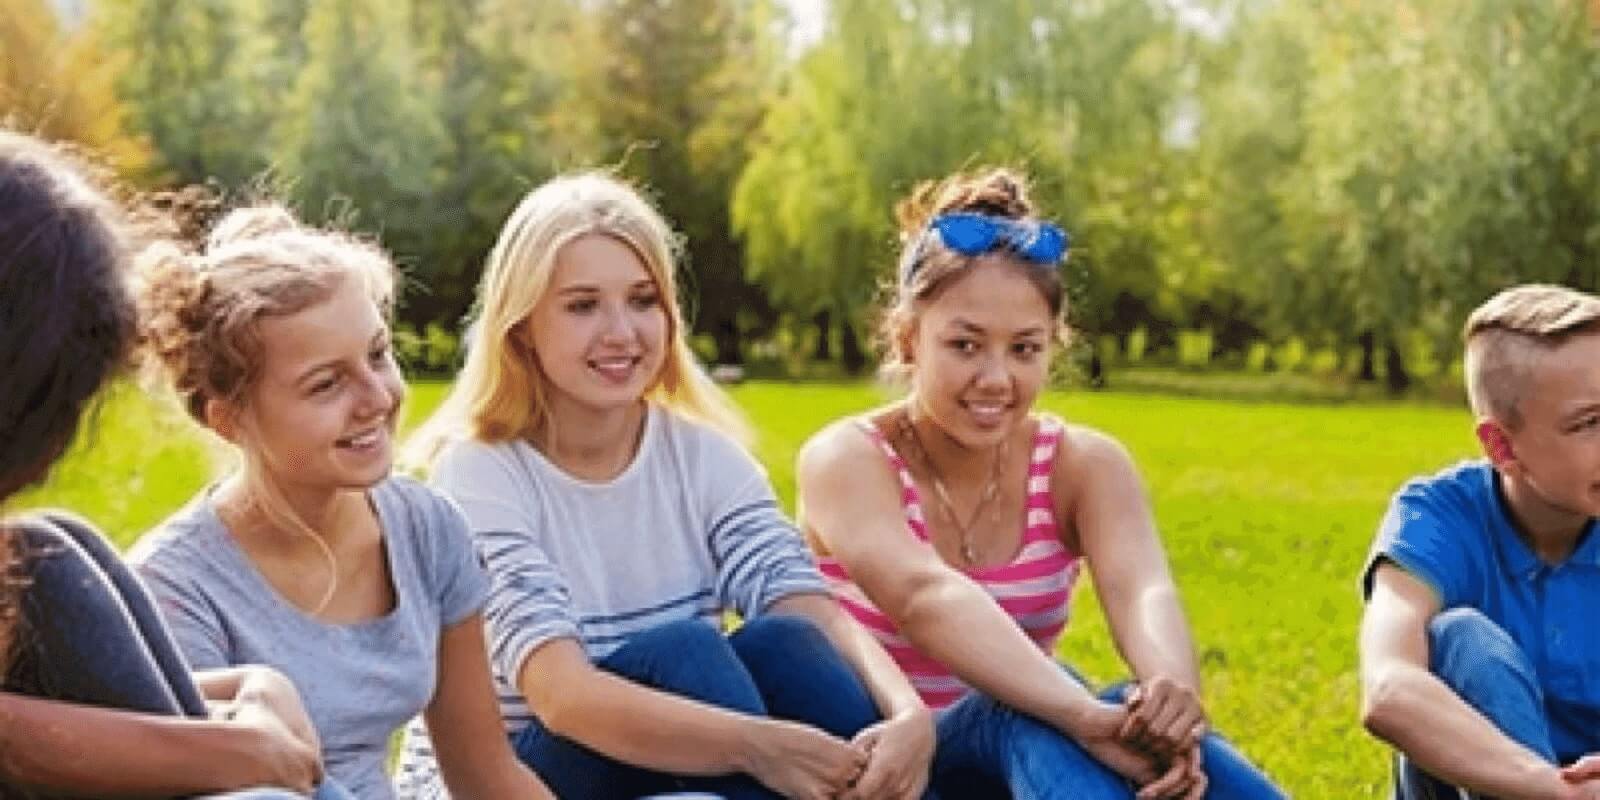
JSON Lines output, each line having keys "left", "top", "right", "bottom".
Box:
{"left": 354, "top": 362, "right": 398, "bottom": 418}
{"left": 974, "top": 349, "right": 1009, "bottom": 390}
{"left": 599, "top": 303, "right": 634, "bottom": 344}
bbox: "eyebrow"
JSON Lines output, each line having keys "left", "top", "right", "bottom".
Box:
{"left": 1561, "top": 402, "right": 1600, "bottom": 424}
{"left": 556, "top": 279, "right": 657, "bottom": 296}
{"left": 293, "top": 328, "right": 389, "bottom": 387}
{"left": 946, "top": 317, "right": 1047, "bottom": 338}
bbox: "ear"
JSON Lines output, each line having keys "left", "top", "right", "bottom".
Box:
{"left": 898, "top": 320, "right": 919, "bottom": 365}
{"left": 1475, "top": 419, "right": 1518, "bottom": 471}
{"left": 204, "top": 397, "right": 240, "bottom": 444}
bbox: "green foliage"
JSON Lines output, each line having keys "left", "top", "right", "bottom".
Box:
{"left": 1, "top": 0, "right": 150, "bottom": 170}
{"left": 16, "top": 380, "right": 1483, "bottom": 795}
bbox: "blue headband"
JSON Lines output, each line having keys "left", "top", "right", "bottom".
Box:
{"left": 899, "top": 212, "right": 1070, "bottom": 286}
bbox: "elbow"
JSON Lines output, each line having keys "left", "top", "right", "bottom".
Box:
{"left": 1360, "top": 669, "right": 1410, "bottom": 743}
{"left": 885, "top": 567, "right": 959, "bottom": 637}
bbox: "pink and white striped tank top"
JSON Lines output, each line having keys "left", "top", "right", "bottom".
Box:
{"left": 817, "top": 415, "right": 1083, "bottom": 709}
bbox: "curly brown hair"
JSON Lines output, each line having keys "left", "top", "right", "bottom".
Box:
{"left": 876, "top": 166, "right": 1070, "bottom": 381}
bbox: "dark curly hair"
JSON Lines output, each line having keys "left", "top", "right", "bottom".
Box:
{"left": 0, "top": 131, "right": 139, "bottom": 670}
{"left": 877, "top": 166, "right": 1069, "bottom": 380}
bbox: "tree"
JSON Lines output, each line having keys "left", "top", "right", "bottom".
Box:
{"left": 567, "top": 0, "right": 788, "bottom": 365}
{"left": 1, "top": 0, "right": 150, "bottom": 172}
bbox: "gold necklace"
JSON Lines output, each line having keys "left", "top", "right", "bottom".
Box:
{"left": 897, "top": 410, "right": 1007, "bottom": 565}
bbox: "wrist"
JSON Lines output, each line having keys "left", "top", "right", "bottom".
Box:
{"left": 1523, "top": 762, "right": 1574, "bottom": 800}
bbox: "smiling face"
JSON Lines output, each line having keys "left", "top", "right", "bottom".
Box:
{"left": 523, "top": 233, "right": 668, "bottom": 423}
{"left": 905, "top": 258, "right": 1054, "bottom": 448}
{"left": 229, "top": 274, "right": 404, "bottom": 495}
{"left": 1484, "top": 330, "right": 1600, "bottom": 529}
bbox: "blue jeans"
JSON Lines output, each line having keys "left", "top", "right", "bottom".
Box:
{"left": 932, "top": 670, "right": 1284, "bottom": 800}
{"left": 7, "top": 513, "right": 351, "bottom": 800}
{"left": 1394, "top": 608, "right": 1557, "bottom": 800}
{"left": 511, "top": 615, "right": 881, "bottom": 800}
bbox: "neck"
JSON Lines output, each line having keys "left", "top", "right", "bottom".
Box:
{"left": 1498, "top": 472, "right": 1591, "bottom": 564}
{"left": 904, "top": 402, "right": 1003, "bottom": 485}
{"left": 536, "top": 399, "right": 648, "bottom": 481}
{"left": 216, "top": 472, "right": 362, "bottom": 546}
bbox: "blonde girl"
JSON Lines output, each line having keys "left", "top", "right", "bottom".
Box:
{"left": 397, "top": 172, "right": 933, "bottom": 800}
{"left": 128, "top": 205, "right": 552, "bottom": 800}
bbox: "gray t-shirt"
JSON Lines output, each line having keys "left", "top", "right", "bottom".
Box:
{"left": 129, "top": 476, "right": 489, "bottom": 800}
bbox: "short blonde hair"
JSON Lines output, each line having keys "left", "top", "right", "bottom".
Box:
{"left": 1463, "top": 284, "right": 1600, "bottom": 429}
{"left": 405, "top": 172, "right": 749, "bottom": 470}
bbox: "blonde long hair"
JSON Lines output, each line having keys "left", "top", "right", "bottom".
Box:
{"left": 406, "top": 172, "right": 750, "bottom": 470}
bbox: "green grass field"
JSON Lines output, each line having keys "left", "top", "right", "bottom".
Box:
{"left": 14, "top": 380, "right": 1482, "bottom": 796}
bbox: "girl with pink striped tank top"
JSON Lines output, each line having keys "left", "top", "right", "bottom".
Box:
{"left": 798, "top": 168, "right": 1282, "bottom": 800}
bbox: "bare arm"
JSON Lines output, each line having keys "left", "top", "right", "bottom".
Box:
{"left": 423, "top": 614, "right": 553, "bottom": 800}
{"left": 767, "top": 593, "right": 933, "bottom": 799}
{"left": 797, "top": 422, "right": 1155, "bottom": 784}
{"left": 767, "top": 593, "right": 926, "bottom": 724}
{"left": 0, "top": 691, "right": 320, "bottom": 798}
{"left": 1361, "top": 563, "right": 1578, "bottom": 800}
{"left": 1069, "top": 431, "right": 1199, "bottom": 693}
{"left": 519, "top": 636, "right": 864, "bottom": 797}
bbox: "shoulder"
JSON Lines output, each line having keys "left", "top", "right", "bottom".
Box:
{"left": 1052, "top": 420, "right": 1137, "bottom": 479}
{"left": 798, "top": 413, "right": 888, "bottom": 478}
{"left": 432, "top": 435, "right": 521, "bottom": 483}
{"left": 658, "top": 405, "right": 760, "bottom": 473}
{"left": 1388, "top": 460, "right": 1493, "bottom": 514}
{"left": 126, "top": 494, "right": 220, "bottom": 571}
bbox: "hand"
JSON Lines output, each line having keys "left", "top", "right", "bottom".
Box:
{"left": 1071, "top": 701, "right": 1163, "bottom": 786}
{"left": 842, "top": 709, "right": 935, "bottom": 800}
{"left": 742, "top": 718, "right": 868, "bottom": 800}
{"left": 234, "top": 666, "right": 321, "bottom": 753}
{"left": 229, "top": 694, "right": 323, "bottom": 794}
{"left": 1558, "top": 757, "right": 1600, "bottom": 800}
{"left": 1120, "top": 676, "right": 1206, "bottom": 757}
{"left": 1135, "top": 744, "right": 1207, "bottom": 800}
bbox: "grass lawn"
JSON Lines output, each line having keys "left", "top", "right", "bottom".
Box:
{"left": 14, "top": 379, "right": 1481, "bottom": 796}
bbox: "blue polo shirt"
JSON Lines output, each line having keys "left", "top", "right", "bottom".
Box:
{"left": 1363, "top": 460, "right": 1600, "bottom": 763}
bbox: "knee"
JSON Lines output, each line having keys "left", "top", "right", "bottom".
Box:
{"left": 731, "top": 614, "right": 828, "bottom": 661}
{"left": 1428, "top": 608, "right": 1536, "bottom": 694}
{"left": 617, "top": 620, "right": 760, "bottom": 707}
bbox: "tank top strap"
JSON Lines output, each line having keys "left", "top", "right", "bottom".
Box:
{"left": 852, "top": 418, "right": 931, "bottom": 542}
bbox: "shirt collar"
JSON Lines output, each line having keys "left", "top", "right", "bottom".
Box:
{"left": 1484, "top": 464, "right": 1600, "bottom": 578}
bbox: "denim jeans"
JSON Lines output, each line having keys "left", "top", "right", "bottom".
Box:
{"left": 1394, "top": 608, "right": 1557, "bottom": 800}
{"left": 511, "top": 614, "right": 882, "bottom": 800}
{"left": 6, "top": 513, "right": 351, "bottom": 800}
{"left": 931, "top": 669, "right": 1285, "bottom": 800}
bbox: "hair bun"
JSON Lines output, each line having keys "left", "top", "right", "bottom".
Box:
{"left": 206, "top": 205, "right": 299, "bottom": 250}
{"left": 894, "top": 167, "right": 1035, "bottom": 242}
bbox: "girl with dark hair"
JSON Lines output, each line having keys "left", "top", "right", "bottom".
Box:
{"left": 0, "top": 130, "right": 334, "bottom": 799}
{"left": 797, "top": 167, "right": 1284, "bottom": 799}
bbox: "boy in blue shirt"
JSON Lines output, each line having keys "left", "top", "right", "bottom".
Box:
{"left": 1362, "top": 285, "right": 1600, "bottom": 799}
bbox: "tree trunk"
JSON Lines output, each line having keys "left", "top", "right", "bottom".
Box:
{"left": 1384, "top": 340, "right": 1410, "bottom": 394}
{"left": 714, "top": 320, "right": 742, "bottom": 365}
{"left": 841, "top": 320, "right": 867, "bottom": 375}
{"left": 1087, "top": 350, "right": 1106, "bottom": 389}
{"left": 813, "top": 310, "right": 832, "bottom": 361}
{"left": 1357, "top": 330, "right": 1377, "bottom": 382}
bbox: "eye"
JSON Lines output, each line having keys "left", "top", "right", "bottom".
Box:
{"left": 309, "top": 374, "right": 341, "bottom": 396}
{"left": 1573, "top": 415, "right": 1600, "bottom": 432}
{"left": 629, "top": 291, "right": 660, "bottom": 311}
{"left": 1012, "top": 341, "right": 1045, "bottom": 358}
{"left": 565, "top": 298, "right": 597, "bottom": 314}
{"left": 368, "top": 342, "right": 391, "bottom": 365}
{"left": 947, "top": 338, "right": 979, "bottom": 355}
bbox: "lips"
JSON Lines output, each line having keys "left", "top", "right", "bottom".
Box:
{"left": 335, "top": 425, "right": 387, "bottom": 451}
{"left": 588, "top": 354, "right": 642, "bottom": 383}
{"left": 962, "top": 399, "right": 1012, "bottom": 428}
